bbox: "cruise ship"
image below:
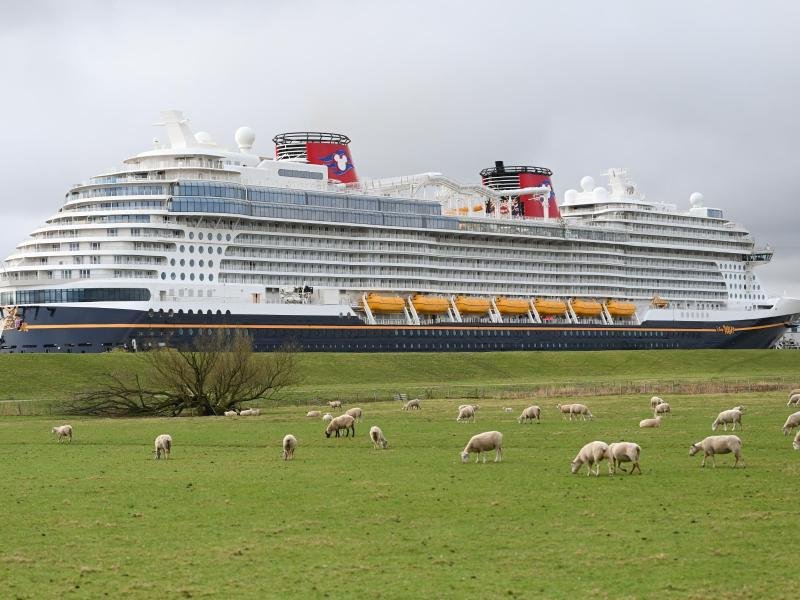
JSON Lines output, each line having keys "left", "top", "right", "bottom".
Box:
{"left": 1, "top": 110, "right": 797, "bottom": 353}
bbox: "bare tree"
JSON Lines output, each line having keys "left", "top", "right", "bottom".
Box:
{"left": 65, "top": 331, "right": 299, "bottom": 416}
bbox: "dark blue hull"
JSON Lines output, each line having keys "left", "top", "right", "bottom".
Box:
{"left": 0, "top": 305, "right": 789, "bottom": 353}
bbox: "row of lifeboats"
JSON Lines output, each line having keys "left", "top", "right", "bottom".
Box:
{"left": 362, "top": 293, "right": 637, "bottom": 318}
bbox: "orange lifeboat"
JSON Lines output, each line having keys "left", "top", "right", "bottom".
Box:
{"left": 572, "top": 298, "right": 603, "bottom": 317}
{"left": 534, "top": 298, "right": 567, "bottom": 316}
{"left": 651, "top": 295, "right": 669, "bottom": 308}
{"left": 411, "top": 294, "right": 450, "bottom": 315}
{"left": 606, "top": 300, "right": 637, "bottom": 317}
{"left": 455, "top": 296, "right": 491, "bottom": 315}
{"left": 363, "top": 293, "right": 406, "bottom": 314}
{"left": 495, "top": 297, "right": 530, "bottom": 315}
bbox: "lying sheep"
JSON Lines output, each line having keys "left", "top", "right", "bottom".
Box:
{"left": 321, "top": 413, "right": 334, "bottom": 423}
{"left": 639, "top": 415, "right": 662, "bottom": 428}
{"left": 689, "top": 435, "right": 743, "bottom": 468}
{"left": 369, "top": 425, "right": 389, "bottom": 449}
{"left": 570, "top": 404, "right": 593, "bottom": 421}
{"left": 250, "top": 408, "right": 260, "bottom": 416}
{"left": 793, "top": 431, "right": 800, "bottom": 451}
{"left": 223, "top": 410, "right": 238, "bottom": 417}
{"left": 570, "top": 440, "right": 609, "bottom": 476}
{"left": 460, "top": 431, "right": 503, "bottom": 463}
{"left": 306, "top": 410, "right": 321, "bottom": 418}
{"left": 325, "top": 414, "right": 356, "bottom": 438}
{"left": 51, "top": 424, "right": 73, "bottom": 443}
{"left": 345, "top": 407, "right": 363, "bottom": 423}
{"left": 606, "top": 442, "right": 642, "bottom": 475}
{"left": 153, "top": 434, "right": 172, "bottom": 460}
{"left": 517, "top": 405, "right": 541, "bottom": 423}
{"left": 456, "top": 405, "right": 475, "bottom": 422}
{"left": 654, "top": 402, "right": 671, "bottom": 416}
{"left": 556, "top": 403, "right": 574, "bottom": 420}
{"left": 402, "top": 399, "right": 421, "bottom": 411}
{"left": 502, "top": 407, "right": 514, "bottom": 413}
{"left": 782, "top": 411, "right": 800, "bottom": 435}
{"left": 239, "top": 409, "right": 254, "bottom": 416}
{"left": 712, "top": 409, "right": 743, "bottom": 431}
{"left": 282, "top": 434, "right": 297, "bottom": 460}
{"left": 650, "top": 396, "right": 664, "bottom": 409}
{"left": 787, "top": 394, "right": 800, "bottom": 407}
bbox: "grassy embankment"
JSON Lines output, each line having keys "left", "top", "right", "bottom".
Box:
{"left": 2, "top": 392, "right": 799, "bottom": 598}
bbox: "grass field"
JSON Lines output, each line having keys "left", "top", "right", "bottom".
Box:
{"left": 2, "top": 392, "right": 800, "bottom": 598}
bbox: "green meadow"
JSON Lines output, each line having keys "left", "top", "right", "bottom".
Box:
{"left": 2, "top": 389, "right": 800, "bottom": 598}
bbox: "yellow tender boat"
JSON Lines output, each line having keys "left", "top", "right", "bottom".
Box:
{"left": 606, "top": 300, "right": 637, "bottom": 317}
{"left": 455, "top": 296, "right": 491, "bottom": 314}
{"left": 363, "top": 293, "right": 406, "bottom": 314}
{"left": 411, "top": 294, "right": 450, "bottom": 315}
{"left": 495, "top": 297, "right": 530, "bottom": 315}
{"left": 534, "top": 298, "right": 567, "bottom": 316}
{"left": 572, "top": 298, "right": 603, "bottom": 317}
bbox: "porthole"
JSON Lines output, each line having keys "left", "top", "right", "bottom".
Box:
{"left": 189, "top": 259, "right": 195, "bottom": 267}
{"left": 189, "top": 245, "right": 195, "bottom": 253}
{"left": 180, "top": 273, "right": 185, "bottom": 280}
{"left": 199, "top": 274, "right": 205, "bottom": 281}
{"left": 160, "top": 273, "right": 166, "bottom": 280}
{"left": 198, "top": 232, "right": 204, "bottom": 240}
{"left": 208, "top": 260, "right": 213, "bottom": 267}
{"left": 217, "top": 233, "right": 222, "bottom": 241}
{"left": 217, "top": 247, "right": 222, "bottom": 255}
{"left": 207, "top": 246, "right": 213, "bottom": 254}
{"left": 170, "top": 273, "right": 176, "bottom": 280}
{"left": 179, "top": 245, "right": 185, "bottom": 252}
{"left": 198, "top": 246, "right": 204, "bottom": 254}
{"left": 190, "top": 274, "right": 195, "bottom": 281}
{"left": 209, "top": 274, "right": 214, "bottom": 281}
{"left": 189, "top": 232, "right": 194, "bottom": 240}
{"left": 180, "top": 259, "right": 185, "bottom": 267}
{"left": 226, "top": 234, "right": 231, "bottom": 241}
{"left": 199, "top": 260, "right": 204, "bottom": 267}
{"left": 170, "top": 258, "right": 175, "bottom": 266}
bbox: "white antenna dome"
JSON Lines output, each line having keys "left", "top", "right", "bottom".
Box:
{"left": 580, "top": 176, "right": 595, "bottom": 192}
{"left": 235, "top": 126, "right": 256, "bottom": 152}
{"left": 689, "top": 192, "right": 704, "bottom": 207}
{"left": 593, "top": 186, "right": 609, "bottom": 201}
{"left": 194, "top": 131, "right": 214, "bottom": 144}
{"left": 563, "top": 189, "right": 578, "bottom": 204}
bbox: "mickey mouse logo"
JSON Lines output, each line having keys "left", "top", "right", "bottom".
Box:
{"left": 320, "top": 149, "right": 354, "bottom": 176}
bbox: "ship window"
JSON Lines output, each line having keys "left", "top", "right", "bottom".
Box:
{"left": 160, "top": 273, "right": 166, "bottom": 280}
{"left": 198, "top": 246, "right": 204, "bottom": 254}
{"left": 199, "top": 274, "right": 205, "bottom": 281}
{"left": 209, "top": 274, "right": 214, "bottom": 281}
{"left": 180, "top": 273, "right": 186, "bottom": 280}
{"left": 180, "top": 245, "right": 185, "bottom": 252}
{"left": 226, "top": 234, "right": 231, "bottom": 241}
{"left": 217, "top": 248, "right": 222, "bottom": 255}
{"left": 189, "top": 245, "right": 195, "bottom": 253}
{"left": 189, "top": 259, "right": 195, "bottom": 267}
{"left": 198, "top": 232, "right": 204, "bottom": 240}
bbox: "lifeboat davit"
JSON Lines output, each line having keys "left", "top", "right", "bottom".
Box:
{"left": 495, "top": 297, "right": 530, "bottom": 315}
{"left": 572, "top": 298, "right": 603, "bottom": 317}
{"left": 606, "top": 300, "right": 637, "bottom": 317}
{"left": 534, "top": 298, "right": 567, "bottom": 316}
{"left": 411, "top": 294, "right": 450, "bottom": 315}
{"left": 455, "top": 296, "right": 491, "bottom": 315}
{"left": 363, "top": 293, "right": 406, "bottom": 314}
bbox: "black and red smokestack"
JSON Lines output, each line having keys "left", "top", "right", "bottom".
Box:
{"left": 272, "top": 132, "right": 358, "bottom": 184}
{"left": 480, "top": 162, "right": 560, "bottom": 219}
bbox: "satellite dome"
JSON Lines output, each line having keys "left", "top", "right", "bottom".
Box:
{"left": 593, "top": 186, "right": 609, "bottom": 201}
{"left": 563, "top": 189, "right": 578, "bottom": 204}
{"left": 689, "top": 192, "right": 704, "bottom": 207}
{"left": 194, "top": 131, "right": 214, "bottom": 144}
{"left": 235, "top": 126, "right": 256, "bottom": 152}
{"left": 580, "top": 176, "right": 595, "bottom": 192}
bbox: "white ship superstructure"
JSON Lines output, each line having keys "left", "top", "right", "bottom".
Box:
{"left": 0, "top": 110, "right": 796, "bottom": 353}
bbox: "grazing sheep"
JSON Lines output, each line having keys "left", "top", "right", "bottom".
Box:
{"left": 249, "top": 408, "right": 260, "bottom": 416}
{"left": 153, "top": 434, "right": 172, "bottom": 460}
{"left": 402, "top": 398, "right": 421, "bottom": 411}
{"left": 712, "top": 409, "right": 743, "bottom": 431}
{"left": 325, "top": 414, "right": 356, "bottom": 438}
{"left": 570, "top": 440, "right": 609, "bottom": 476}
{"left": 570, "top": 404, "right": 593, "bottom": 421}
{"left": 689, "top": 435, "right": 743, "bottom": 468}
{"left": 650, "top": 396, "right": 664, "bottom": 408}
{"left": 654, "top": 402, "right": 671, "bottom": 416}
{"left": 517, "top": 405, "right": 541, "bottom": 423}
{"left": 369, "top": 425, "right": 389, "bottom": 449}
{"left": 458, "top": 404, "right": 480, "bottom": 412}
{"left": 793, "top": 431, "right": 800, "bottom": 451}
{"left": 787, "top": 394, "right": 800, "bottom": 407}
{"left": 729, "top": 405, "right": 745, "bottom": 413}
{"left": 345, "top": 407, "right": 363, "bottom": 422}
{"left": 502, "top": 407, "right": 514, "bottom": 413}
{"left": 328, "top": 400, "right": 342, "bottom": 410}
{"left": 306, "top": 410, "right": 321, "bottom": 418}
{"left": 782, "top": 411, "right": 800, "bottom": 435}
{"left": 223, "top": 410, "right": 238, "bottom": 417}
{"left": 282, "top": 434, "right": 297, "bottom": 460}
{"left": 456, "top": 405, "right": 475, "bottom": 422}
{"left": 639, "top": 415, "right": 662, "bottom": 428}
{"left": 460, "top": 431, "right": 503, "bottom": 464}
{"left": 321, "top": 413, "right": 334, "bottom": 423}
{"left": 788, "top": 389, "right": 800, "bottom": 402}
{"left": 239, "top": 409, "right": 254, "bottom": 416}
{"left": 556, "top": 403, "right": 574, "bottom": 420}
{"left": 51, "top": 424, "right": 73, "bottom": 443}
{"left": 606, "top": 442, "right": 642, "bottom": 475}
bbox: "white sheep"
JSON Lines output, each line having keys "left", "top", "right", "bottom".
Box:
{"left": 570, "top": 440, "right": 609, "bottom": 476}
{"left": 650, "top": 396, "right": 664, "bottom": 408}
{"left": 458, "top": 404, "right": 480, "bottom": 412}
{"left": 239, "top": 409, "right": 254, "bottom": 416}
{"left": 712, "top": 409, "right": 743, "bottom": 431}
{"left": 456, "top": 405, "right": 475, "bottom": 422}
{"left": 249, "top": 408, "right": 260, "bottom": 416}
{"left": 51, "top": 424, "right": 73, "bottom": 443}
{"left": 654, "top": 402, "right": 671, "bottom": 416}
{"left": 223, "top": 410, "right": 238, "bottom": 417}
{"left": 729, "top": 405, "right": 745, "bottom": 413}
{"left": 328, "top": 400, "right": 342, "bottom": 410}
{"left": 402, "top": 398, "right": 421, "bottom": 410}
{"left": 306, "top": 410, "right": 321, "bottom": 418}
{"left": 788, "top": 389, "right": 800, "bottom": 403}
{"left": 502, "top": 407, "right": 514, "bottom": 413}
{"left": 787, "top": 394, "right": 800, "bottom": 407}
{"left": 325, "top": 414, "right": 356, "bottom": 438}
{"left": 282, "top": 434, "right": 297, "bottom": 460}
{"left": 781, "top": 411, "right": 800, "bottom": 435}
{"left": 570, "top": 404, "right": 593, "bottom": 421}
{"left": 517, "top": 405, "right": 541, "bottom": 423}
{"left": 153, "top": 434, "right": 172, "bottom": 460}
{"left": 689, "top": 435, "right": 743, "bottom": 468}
{"left": 639, "top": 415, "right": 662, "bottom": 428}
{"left": 345, "top": 407, "right": 363, "bottom": 422}
{"left": 606, "top": 442, "right": 642, "bottom": 475}
{"left": 321, "top": 413, "right": 334, "bottom": 423}
{"left": 556, "top": 403, "right": 574, "bottom": 420}
{"left": 369, "top": 425, "right": 389, "bottom": 449}
{"left": 793, "top": 431, "right": 800, "bottom": 451}
{"left": 460, "top": 431, "right": 503, "bottom": 463}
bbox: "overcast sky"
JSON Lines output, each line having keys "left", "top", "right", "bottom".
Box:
{"left": 2, "top": 1, "right": 798, "bottom": 294}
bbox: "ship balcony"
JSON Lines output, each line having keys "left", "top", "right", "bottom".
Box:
{"left": 745, "top": 247, "right": 773, "bottom": 263}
